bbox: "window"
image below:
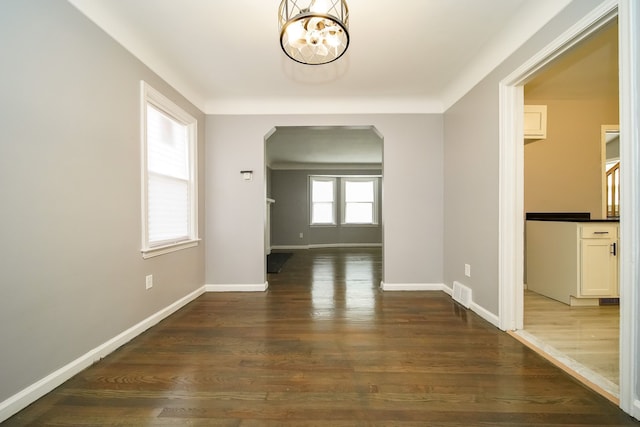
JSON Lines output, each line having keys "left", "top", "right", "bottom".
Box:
{"left": 310, "top": 177, "right": 336, "bottom": 225}
{"left": 342, "top": 178, "right": 378, "bottom": 224}
{"left": 310, "top": 175, "right": 380, "bottom": 226}
{"left": 141, "top": 81, "right": 198, "bottom": 258}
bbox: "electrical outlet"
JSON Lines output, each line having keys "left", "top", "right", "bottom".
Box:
{"left": 299, "top": 232, "right": 303, "bottom": 238}
{"left": 464, "top": 264, "right": 471, "bottom": 277}
{"left": 145, "top": 275, "right": 153, "bottom": 290}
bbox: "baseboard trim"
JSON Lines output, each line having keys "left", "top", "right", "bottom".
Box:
{"left": 380, "top": 282, "right": 448, "bottom": 291}
{"left": 633, "top": 400, "right": 640, "bottom": 420}
{"left": 379, "top": 282, "right": 499, "bottom": 328}
{"left": 441, "top": 284, "right": 453, "bottom": 296}
{"left": 271, "top": 243, "right": 382, "bottom": 250}
{"left": 205, "top": 282, "right": 268, "bottom": 292}
{"left": 271, "top": 245, "right": 308, "bottom": 250}
{"left": 309, "top": 243, "right": 383, "bottom": 249}
{"left": 470, "top": 302, "right": 500, "bottom": 328}
{"left": 0, "top": 285, "right": 206, "bottom": 423}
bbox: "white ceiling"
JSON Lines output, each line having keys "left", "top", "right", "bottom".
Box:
{"left": 525, "top": 19, "right": 618, "bottom": 100}
{"left": 266, "top": 126, "right": 383, "bottom": 169}
{"left": 264, "top": 22, "right": 619, "bottom": 170}
{"left": 67, "top": 0, "right": 572, "bottom": 115}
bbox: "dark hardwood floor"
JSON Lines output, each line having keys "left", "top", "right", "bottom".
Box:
{"left": 5, "top": 248, "right": 638, "bottom": 426}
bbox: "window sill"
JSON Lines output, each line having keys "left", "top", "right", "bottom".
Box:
{"left": 142, "top": 239, "right": 201, "bottom": 259}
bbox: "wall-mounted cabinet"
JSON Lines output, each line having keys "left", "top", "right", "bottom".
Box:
{"left": 524, "top": 105, "right": 547, "bottom": 140}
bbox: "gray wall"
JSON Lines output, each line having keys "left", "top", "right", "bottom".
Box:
{"left": 0, "top": 0, "right": 205, "bottom": 403}
{"left": 206, "top": 114, "right": 443, "bottom": 286}
{"left": 443, "top": 0, "right": 610, "bottom": 316}
{"left": 270, "top": 169, "right": 382, "bottom": 247}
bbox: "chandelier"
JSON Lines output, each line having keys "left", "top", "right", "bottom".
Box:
{"left": 278, "top": 0, "right": 350, "bottom": 65}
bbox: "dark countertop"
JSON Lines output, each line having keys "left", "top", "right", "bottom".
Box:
{"left": 526, "top": 218, "right": 619, "bottom": 222}
{"left": 526, "top": 212, "right": 619, "bottom": 223}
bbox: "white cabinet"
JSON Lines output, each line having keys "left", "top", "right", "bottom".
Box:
{"left": 580, "top": 225, "right": 618, "bottom": 297}
{"left": 526, "top": 221, "right": 618, "bottom": 306}
{"left": 524, "top": 105, "right": 547, "bottom": 140}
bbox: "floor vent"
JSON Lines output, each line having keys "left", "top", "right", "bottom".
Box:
{"left": 452, "top": 281, "right": 472, "bottom": 308}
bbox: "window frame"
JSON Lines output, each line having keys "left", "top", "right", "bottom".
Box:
{"left": 309, "top": 176, "right": 337, "bottom": 226}
{"left": 140, "top": 81, "right": 199, "bottom": 258}
{"left": 341, "top": 176, "right": 379, "bottom": 226}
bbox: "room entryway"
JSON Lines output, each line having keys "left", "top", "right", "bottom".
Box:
{"left": 264, "top": 125, "right": 384, "bottom": 281}
{"left": 499, "top": 1, "right": 639, "bottom": 414}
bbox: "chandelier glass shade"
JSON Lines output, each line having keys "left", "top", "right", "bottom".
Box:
{"left": 278, "top": 0, "right": 349, "bottom": 65}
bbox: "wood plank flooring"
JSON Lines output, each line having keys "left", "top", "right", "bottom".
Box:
{"left": 5, "top": 248, "right": 638, "bottom": 426}
{"left": 522, "top": 289, "right": 620, "bottom": 397}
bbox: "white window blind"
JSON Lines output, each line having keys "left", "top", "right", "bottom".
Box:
{"left": 344, "top": 179, "right": 376, "bottom": 224}
{"left": 147, "top": 103, "right": 190, "bottom": 244}
{"left": 141, "top": 82, "right": 198, "bottom": 257}
{"left": 311, "top": 177, "right": 336, "bottom": 224}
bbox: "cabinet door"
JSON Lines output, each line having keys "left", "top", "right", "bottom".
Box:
{"left": 580, "top": 238, "right": 618, "bottom": 296}
{"left": 524, "top": 105, "right": 547, "bottom": 139}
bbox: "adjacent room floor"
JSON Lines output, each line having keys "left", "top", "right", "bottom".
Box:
{"left": 521, "top": 289, "right": 620, "bottom": 400}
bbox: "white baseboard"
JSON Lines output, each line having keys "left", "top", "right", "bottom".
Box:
{"left": 0, "top": 285, "right": 206, "bottom": 423}
{"left": 271, "top": 245, "right": 308, "bottom": 250}
{"left": 470, "top": 302, "right": 500, "bottom": 328}
{"left": 380, "top": 282, "right": 448, "bottom": 291}
{"left": 309, "top": 243, "right": 383, "bottom": 249}
{"left": 633, "top": 399, "right": 640, "bottom": 421}
{"left": 271, "top": 243, "right": 382, "bottom": 250}
{"left": 380, "top": 281, "right": 498, "bottom": 328}
{"left": 441, "top": 284, "right": 453, "bottom": 296}
{"left": 205, "top": 282, "right": 268, "bottom": 292}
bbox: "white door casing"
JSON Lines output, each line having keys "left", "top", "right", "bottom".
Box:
{"left": 498, "top": 0, "right": 639, "bottom": 417}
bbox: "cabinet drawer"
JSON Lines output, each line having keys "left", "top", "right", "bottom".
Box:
{"left": 580, "top": 226, "right": 617, "bottom": 239}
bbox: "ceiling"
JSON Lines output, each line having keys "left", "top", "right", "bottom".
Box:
{"left": 525, "top": 19, "right": 618, "bottom": 100}
{"left": 66, "top": 0, "right": 573, "bottom": 115}
{"left": 266, "top": 126, "right": 383, "bottom": 169}
{"left": 67, "top": 0, "right": 614, "bottom": 168}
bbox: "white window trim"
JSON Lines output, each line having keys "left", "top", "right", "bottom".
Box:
{"left": 140, "top": 81, "right": 199, "bottom": 258}
{"left": 340, "top": 177, "right": 379, "bottom": 226}
{"left": 309, "top": 175, "right": 381, "bottom": 227}
{"left": 309, "top": 176, "right": 337, "bottom": 226}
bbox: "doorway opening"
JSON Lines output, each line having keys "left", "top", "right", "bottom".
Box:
{"left": 498, "top": 0, "right": 639, "bottom": 412}
{"left": 263, "top": 125, "right": 384, "bottom": 288}
{"left": 522, "top": 18, "right": 620, "bottom": 399}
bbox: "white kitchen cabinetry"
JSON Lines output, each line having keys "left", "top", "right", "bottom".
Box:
{"left": 526, "top": 221, "right": 618, "bottom": 306}
{"left": 580, "top": 226, "right": 618, "bottom": 297}
{"left": 524, "top": 105, "right": 547, "bottom": 140}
